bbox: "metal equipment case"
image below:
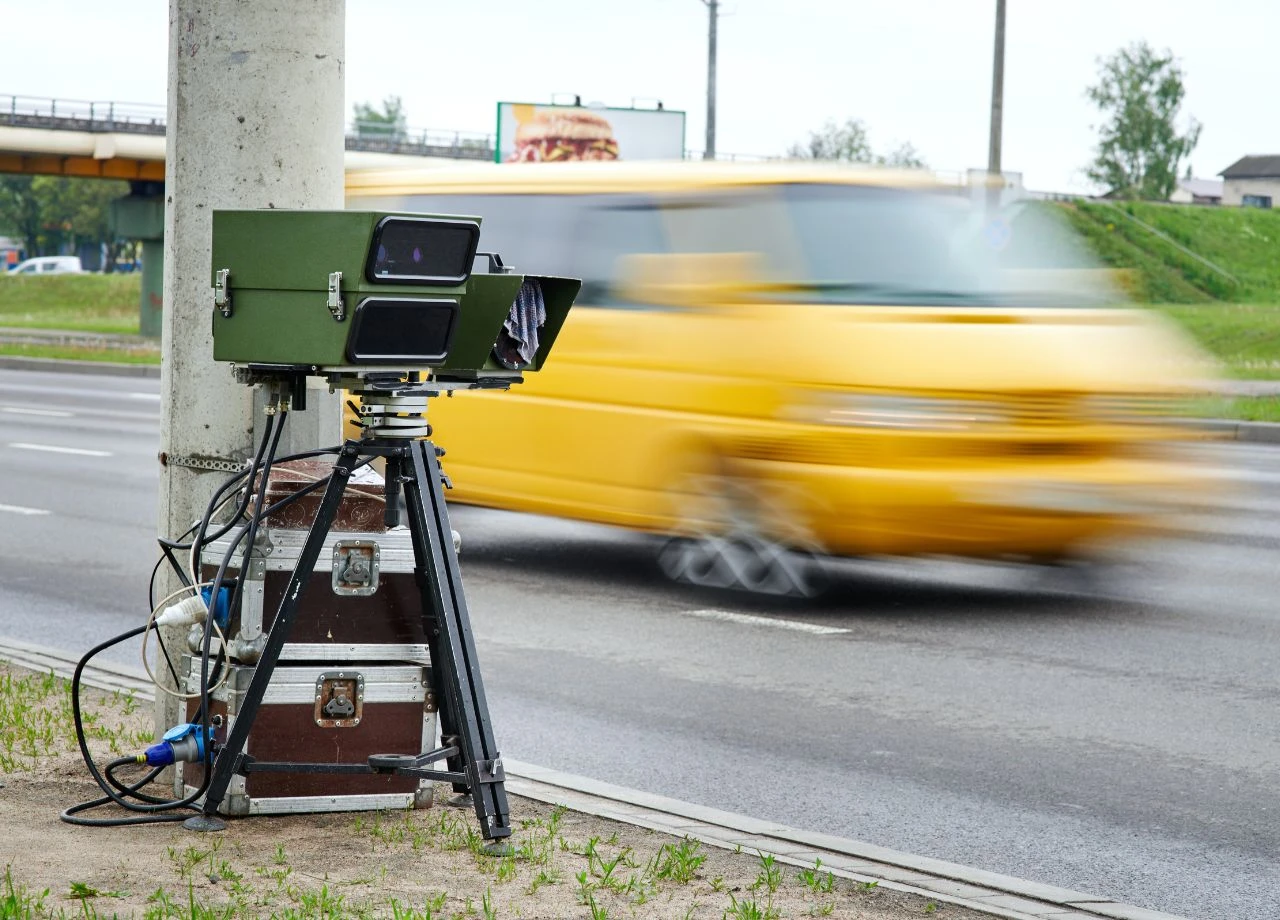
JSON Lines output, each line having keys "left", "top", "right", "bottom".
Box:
{"left": 183, "top": 465, "right": 440, "bottom": 816}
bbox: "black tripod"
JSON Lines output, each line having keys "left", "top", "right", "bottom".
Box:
{"left": 188, "top": 434, "right": 511, "bottom": 851}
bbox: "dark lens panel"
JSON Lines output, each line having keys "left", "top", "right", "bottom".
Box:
{"left": 347, "top": 298, "right": 458, "bottom": 364}
{"left": 366, "top": 218, "right": 479, "bottom": 284}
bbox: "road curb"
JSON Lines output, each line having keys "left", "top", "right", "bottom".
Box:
{"left": 0, "top": 355, "right": 160, "bottom": 378}
{"left": 0, "top": 637, "right": 1189, "bottom": 920}
{"left": 1188, "top": 417, "right": 1280, "bottom": 443}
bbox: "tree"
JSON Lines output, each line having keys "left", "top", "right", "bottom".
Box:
{"left": 0, "top": 176, "right": 126, "bottom": 257}
{"left": 789, "top": 118, "right": 873, "bottom": 162}
{"left": 1085, "top": 42, "right": 1201, "bottom": 200}
{"left": 352, "top": 95, "right": 408, "bottom": 141}
{"left": 879, "top": 142, "right": 927, "bottom": 169}
{"left": 788, "top": 118, "right": 927, "bottom": 168}
{"left": 0, "top": 176, "right": 42, "bottom": 256}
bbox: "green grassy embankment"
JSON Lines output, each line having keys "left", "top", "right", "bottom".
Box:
{"left": 0, "top": 273, "right": 142, "bottom": 333}
{"left": 1057, "top": 200, "right": 1280, "bottom": 392}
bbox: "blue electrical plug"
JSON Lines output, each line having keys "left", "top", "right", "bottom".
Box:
{"left": 199, "top": 585, "right": 232, "bottom": 631}
{"left": 141, "top": 722, "right": 215, "bottom": 767}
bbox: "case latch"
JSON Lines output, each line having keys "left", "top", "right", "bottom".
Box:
{"left": 332, "top": 539, "right": 379, "bottom": 596}
{"left": 315, "top": 671, "right": 364, "bottom": 728}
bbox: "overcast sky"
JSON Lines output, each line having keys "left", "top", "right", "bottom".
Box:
{"left": 3, "top": 1, "right": 1274, "bottom": 193}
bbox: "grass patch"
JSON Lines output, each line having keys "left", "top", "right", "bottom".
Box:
{"left": 1150, "top": 302, "right": 1280, "bottom": 379}
{"left": 0, "top": 343, "right": 160, "bottom": 364}
{"left": 1056, "top": 200, "right": 1280, "bottom": 305}
{"left": 0, "top": 274, "right": 141, "bottom": 332}
{"left": 0, "top": 663, "right": 943, "bottom": 920}
{"left": 1187, "top": 395, "right": 1280, "bottom": 423}
{"left": 0, "top": 668, "right": 150, "bottom": 772}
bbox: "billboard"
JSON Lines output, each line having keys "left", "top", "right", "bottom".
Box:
{"left": 496, "top": 102, "right": 686, "bottom": 164}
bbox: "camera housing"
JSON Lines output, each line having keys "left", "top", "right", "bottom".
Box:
{"left": 210, "top": 209, "right": 579, "bottom": 381}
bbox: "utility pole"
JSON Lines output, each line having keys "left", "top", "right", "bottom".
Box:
{"left": 702, "top": 0, "right": 718, "bottom": 160}
{"left": 987, "top": 0, "right": 1007, "bottom": 204}
{"left": 157, "top": 0, "right": 345, "bottom": 750}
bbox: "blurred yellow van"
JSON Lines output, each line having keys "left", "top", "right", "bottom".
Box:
{"left": 346, "top": 162, "right": 1209, "bottom": 595}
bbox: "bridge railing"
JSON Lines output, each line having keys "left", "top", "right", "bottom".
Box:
{"left": 4, "top": 94, "right": 778, "bottom": 165}
{"left": 2, "top": 94, "right": 167, "bottom": 134}
{"left": 2, "top": 94, "right": 497, "bottom": 159}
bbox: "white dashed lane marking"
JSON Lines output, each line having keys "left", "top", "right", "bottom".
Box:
{"left": 684, "top": 608, "right": 850, "bottom": 635}
{"left": 9, "top": 442, "right": 112, "bottom": 457}
{"left": 0, "top": 503, "right": 50, "bottom": 516}
{"left": 1, "top": 406, "right": 75, "bottom": 418}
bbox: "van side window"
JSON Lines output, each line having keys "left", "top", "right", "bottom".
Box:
{"left": 400, "top": 192, "right": 667, "bottom": 309}
{"left": 400, "top": 194, "right": 580, "bottom": 278}
{"left": 575, "top": 196, "right": 667, "bottom": 308}
{"left": 662, "top": 190, "right": 803, "bottom": 283}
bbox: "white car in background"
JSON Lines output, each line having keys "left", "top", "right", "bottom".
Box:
{"left": 7, "top": 256, "right": 85, "bottom": 275}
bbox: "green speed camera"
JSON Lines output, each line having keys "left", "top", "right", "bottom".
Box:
{"left": 210, "top": 210, "right": 578, "bottom": 380}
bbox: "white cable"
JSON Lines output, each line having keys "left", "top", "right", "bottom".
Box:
{"left": 142, "top": 582, "right": 229, "bottom": 701}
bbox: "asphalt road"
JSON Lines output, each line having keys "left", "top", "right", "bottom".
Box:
{"left": 1, "top": 366, "right": 1277, "bottom": 920}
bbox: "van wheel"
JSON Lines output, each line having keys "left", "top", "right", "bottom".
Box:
{"left": 658, "top": 534, "right": 827, "bottom": 598}
{"left": 658, "top": 462, "right": 827, "bottom": 598}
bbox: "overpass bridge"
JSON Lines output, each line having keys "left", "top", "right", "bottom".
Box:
{"left": 0, "top": 93, "right": 496, "bottom": 180}
{"left": 0, "top": 93, "right": 498, "bottom": 334}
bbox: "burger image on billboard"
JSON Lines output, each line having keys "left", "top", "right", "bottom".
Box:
{"left": 508, "top": 110, "right": 620, "bottom": 162}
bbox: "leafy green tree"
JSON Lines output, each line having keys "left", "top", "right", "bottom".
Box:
{"left": 788, "top": 118, "right": 927, "bottom": 168}
{"left": 879, "top": 142, "right": 926, "bottom": 169}
{"left": 789, "top": 118, "right": 873, "bottom": 162}
{"left": 352, "top": 95, "right": 408, "bottom": 141}
{"left": 0, "top": 176, "right": 126, "bottom": 256}
{"left": 1085, "top": 42, "right": 1200, "bottom": 199}
{"left": 0, "top": 176, "right": 42, "bottom": 256}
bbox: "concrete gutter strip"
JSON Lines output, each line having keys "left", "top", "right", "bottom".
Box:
{"left": 1188, "top": 417, "right": 1280, "bottom": 443}
{"left": 0, "top": 638, "right": 1189, "bottom": 920}
{"left": 0, "top": 354, "right": 160, "bottom": 378}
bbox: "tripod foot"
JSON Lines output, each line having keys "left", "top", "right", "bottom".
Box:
{"left": 481, "top": 841, "right": 514, "bottom": 858}
{"left": 183, "top": 814, "right": 227, "bottom": 833}
{"left": 446, "top": 793, "right": 473, "bottom": 809}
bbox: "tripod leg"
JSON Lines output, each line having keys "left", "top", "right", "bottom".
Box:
{"left": 195, "top": 441, "right": 363, "bottom": 820}
{"left": 403, "top": 439, "right": 511, "bottom": 843}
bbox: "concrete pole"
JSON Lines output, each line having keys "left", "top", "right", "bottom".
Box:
{"left": 157, "top": 0, "right": 345, "bottom": 745}
{"left": 703, "top": 0, "right": 718, "bottom": 160}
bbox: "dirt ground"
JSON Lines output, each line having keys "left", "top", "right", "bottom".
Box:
{"left": 0, "top": 665, "right": 993, "bottom": 920}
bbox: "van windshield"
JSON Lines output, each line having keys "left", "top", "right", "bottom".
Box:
{"left": 392, "top": 183, "right": 1115, "bottom": 309}
{"left": 663, "top": 184, "right": 1116, "bottom": 307}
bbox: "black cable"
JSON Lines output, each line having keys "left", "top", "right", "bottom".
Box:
{"left": 62, "top": 427, "right": 370, "bottom": 827}
{"left": 60, "top": 625, "right": 201, "bottom": 826}
{"left": 193, "top": 410, "right": 289, "bottom": 812}
{"left": 156, "top": 444, "right": 342, "bottom": 554}
{"left": 104, "top": 758, "right": 171, "bottom": 805}
{"left": 190, "top": 412, "right": 277, "bottom": 576}
{"left": 145, "top": 554, "right": 182, "bottom": 687}
{"left": 61, "top": 421, "right": 291, "bottom": 826}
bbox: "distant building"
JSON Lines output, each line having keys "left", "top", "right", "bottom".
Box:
{"left": 1169, "top": 177, "right": 1223, "bottom": 205}
{"left": 0, "top": 236, "right": 22, "bottom": 270}
{"left": 1218, "top": 156, "right": 1280, "bottom": 207}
